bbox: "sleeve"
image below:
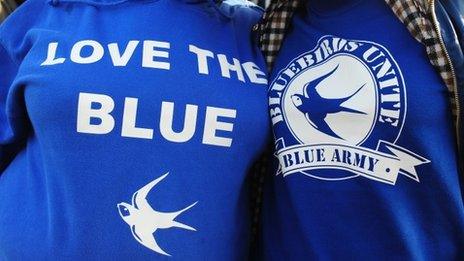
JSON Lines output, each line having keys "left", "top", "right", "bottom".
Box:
{"left": 0, "top": 41, "right": 28, "bottom": 173}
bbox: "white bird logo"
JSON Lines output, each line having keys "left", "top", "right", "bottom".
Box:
{"left": 117, "top": 173, "right": 198, "bottom": 256}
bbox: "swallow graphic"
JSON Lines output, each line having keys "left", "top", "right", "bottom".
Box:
{"left": 291, "top": 65, "right": 366, "bottom": 139}
{"left": 117, "top": 173, "right": 197, "bottom": 256}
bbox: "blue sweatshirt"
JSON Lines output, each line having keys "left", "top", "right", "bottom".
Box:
{"left": 0, "top": 0, "right": 269, "bottom": 259}
{"left": 262, "top": 0, "right": 464, "bottom": 259}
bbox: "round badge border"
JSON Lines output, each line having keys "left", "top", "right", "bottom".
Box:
{"left": 269, "top": 35, "right": 408, "bottom": 181}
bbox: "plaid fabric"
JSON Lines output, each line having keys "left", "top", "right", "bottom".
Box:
{"left": 255, "top": 0, "right": 299, "bottom": 71}
{"left": 385, "top": 0, "right": 458, "bottom": 118}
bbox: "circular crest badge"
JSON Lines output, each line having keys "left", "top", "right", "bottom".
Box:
{"left": 269, "top": 36, "right": 429, "bottom": 185}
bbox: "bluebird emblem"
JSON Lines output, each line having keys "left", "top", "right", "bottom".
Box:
{"left": 291, "top": 65, "right": 366, "bottom": 139}
{"left": 117, "top": 173, "right": 197, "bottom": 256}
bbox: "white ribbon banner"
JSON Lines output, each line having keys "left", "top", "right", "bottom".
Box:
{"left": 275, "top": 140, "right": 430, "bottom": 185}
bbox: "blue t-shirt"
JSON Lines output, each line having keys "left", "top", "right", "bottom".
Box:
{"left": 0, "top": 0, "right": 270, "bottom": 259}
{"left": 263, "top": 0, "right": 464, "bottom": 259}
